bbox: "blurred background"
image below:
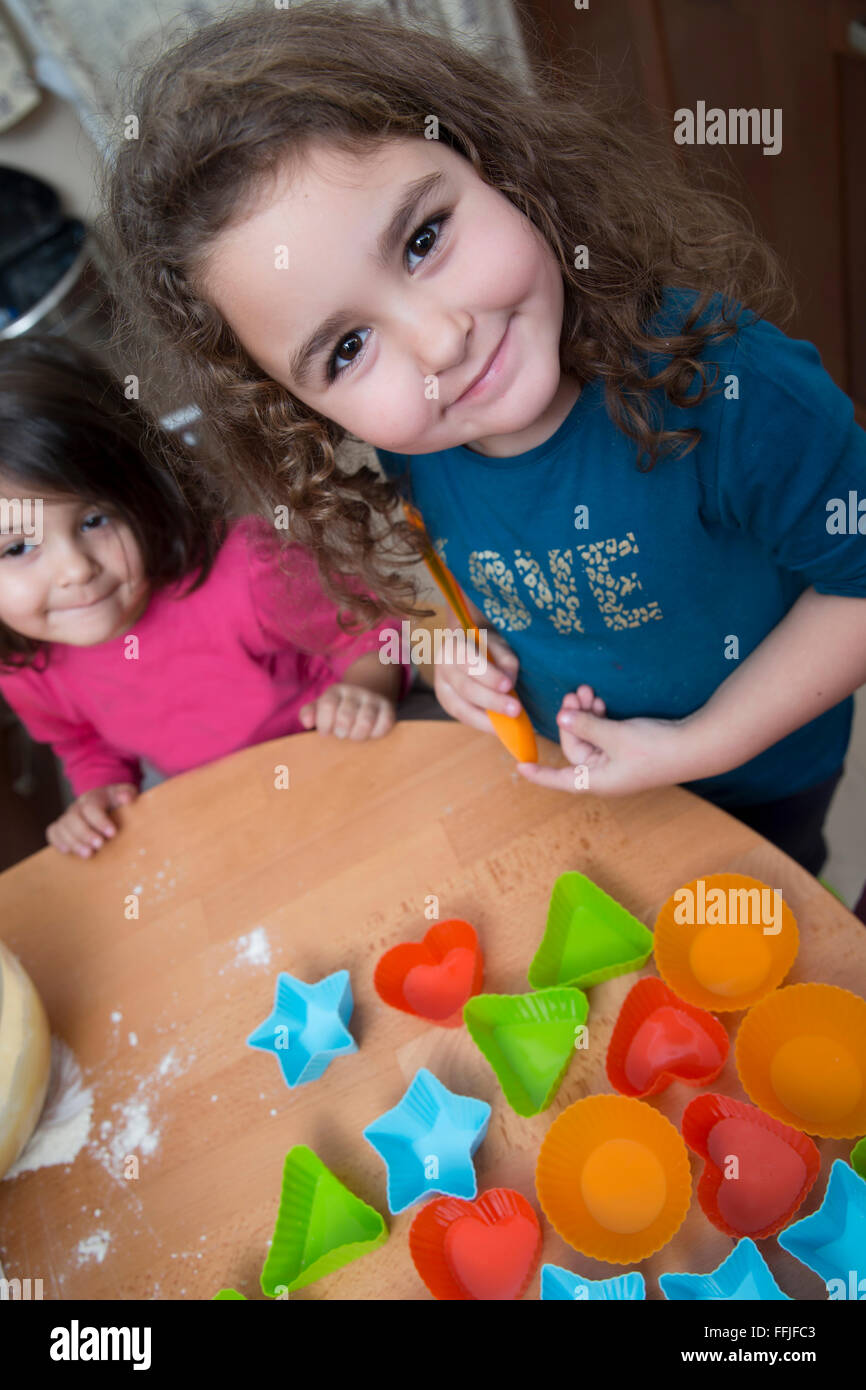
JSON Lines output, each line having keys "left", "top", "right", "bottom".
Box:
{"left": 0, "top": 0, "right": 863, "bottom": 900}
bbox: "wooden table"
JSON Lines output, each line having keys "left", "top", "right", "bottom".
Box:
{"left": 1, "top": 723, "right": 864, "bottom": 1300}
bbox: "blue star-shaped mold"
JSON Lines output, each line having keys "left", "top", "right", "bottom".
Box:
{"left": 246, "top": 969, "right": 358, "bottom": 1087}
{"left": 541, "top": 1265, "right": 646, "bottom": 1300}
{"left": 778, "top": 1160, "right": 866, "bottom": 1296}
{"left": 363, "top": 1067, "right": 490, "bottom": 1213}
{"left": 660, "top": 1239, "right": 791, "bottom": 1301}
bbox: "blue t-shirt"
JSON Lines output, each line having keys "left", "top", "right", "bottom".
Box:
{"left": 375, "top": 288, "right": 866, "bottom": 808}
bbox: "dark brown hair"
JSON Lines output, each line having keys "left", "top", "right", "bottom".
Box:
{"left": 99, "top": 0, "right": 796, "bottom": 627}
{"left": 0, "top": 334, "right": 226, "bottom": 669}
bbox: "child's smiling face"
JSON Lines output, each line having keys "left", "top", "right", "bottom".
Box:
{"left": 0, "top": 487, "right": 149, "bottom": 647}
{"left": 200, "top": 137, "right": 579, "bottom": 458}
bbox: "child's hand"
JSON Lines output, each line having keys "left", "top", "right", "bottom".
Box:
{"left": 46, "top": 782, "right": 139, "bottom": 858}
{"left": 298, "top": 683, "right": 396, "bottom": 740}
{"left": 516, "top": 685, "right": 692, "bottom": 795}
{"left": 433, "top": 629, "right": 524, "bottom": 733}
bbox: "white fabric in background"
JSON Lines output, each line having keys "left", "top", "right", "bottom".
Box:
{"left": 0, "top": 6, "right": 41, "bottom": 129}
{"left": 2, "top": 0, "right": 530, "bottom": 158}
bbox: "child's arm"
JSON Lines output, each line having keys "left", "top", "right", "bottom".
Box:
{"left": 242, "top": 521, "right": 412, "bottom": 738}
{"left": 0, "top": 676, "right": 142, "bottom": 798}
{"left": 521, "top": 314, "right": 866, "bottom": 796}
{"left": 519, "top": 590, "right": 866, "bottom": 796}
{"left": 675, "top": 588, "right": 866, "bottom": 778}
{"left": 0, "top": 675, "right": 142, "bottom": 854}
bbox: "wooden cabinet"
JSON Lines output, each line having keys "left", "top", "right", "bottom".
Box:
{"left": 515, "top": 0, "right": 866, "bottom": 420}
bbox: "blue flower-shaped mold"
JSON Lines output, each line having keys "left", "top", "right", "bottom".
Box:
{"left": 363, "top": 1067, "right": 490, "bottom": 1213}
{"left": 660, "top": 1239, "right": 791, "bottom": 1301}
{"left": 246, "top": 969, "right": 358, "bottom": 1087}
{"left": 541, "top": 1265, "right": 646, "bottom": 1300}
{"left": 778, "top": 1160, "right": 866, "bottom": 1298}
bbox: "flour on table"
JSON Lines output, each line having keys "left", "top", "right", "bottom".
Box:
{"left": 77, "top": 1230, "right": 111, "bottom": 1265}
{"left": 89, "top": 1045, "right": 195, "bottom": 1181}
{"left": 233, "top": 927, "right": 270, "bottom": 968}
{"left": 4, "top": 1038, "right": 93, "bottom": 1180}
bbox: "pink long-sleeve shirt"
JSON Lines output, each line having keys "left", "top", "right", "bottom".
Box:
{"left": 0, "top": 516, "right": 414, "bottom": 796}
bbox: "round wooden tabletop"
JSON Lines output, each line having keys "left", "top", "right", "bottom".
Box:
{"left": 1, "top": 721, "right": 864, "bottom": 1300}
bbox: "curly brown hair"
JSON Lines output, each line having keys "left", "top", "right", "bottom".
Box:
{"left": 98, "top": 0, "right": 796, "bottom": 630}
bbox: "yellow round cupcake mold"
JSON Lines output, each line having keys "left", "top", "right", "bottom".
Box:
{"left": 736, "top": 983, "right": 866, "bottom": 1138}
{"left": 654, "top": 873, "right": 798, "bottom": 1011}
{"left": 535, "top": 1094, "right": 692, "bottom": 1264}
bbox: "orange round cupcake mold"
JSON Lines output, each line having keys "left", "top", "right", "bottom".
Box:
{"left": 374, "top": 919, "right": 483, "bottom": 1027}
{"left": 409, "top": 1187, "right": 541, "bottom": 1300}
{"left": 653, "top": 873, "right": 798, "bottom": 1012}
{"left": 681, "top": 1093, "right": 820, "bottom": 1239}
{"left": 735, "top": 983, "right": 866, "bottom": 1138}
{"left": 606, "top": 976, "right": 729, "bottom": 1098}
{"left": 535, "top": 1094, "right": 692, "bottom": 1264}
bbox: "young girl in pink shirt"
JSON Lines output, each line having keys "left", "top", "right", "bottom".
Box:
{"left": 0, "top": 336, "right": 412, "bottom": 859}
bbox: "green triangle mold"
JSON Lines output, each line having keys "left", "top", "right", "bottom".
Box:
{"left": 260, "top": 1145, "right": 388, "bottom": 1295}
{"left": 463, "top": 986, "right": 589, "bottom": 1116}
{"left": 529, "top": 872, "right": 653, "bottom": 990}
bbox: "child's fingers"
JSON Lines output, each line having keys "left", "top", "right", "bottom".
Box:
{"left": 369, "top": 698, "right": 396, "bottom": 739}
{"left": 483, "top": 632, "right": 520, "bottom": 681}
{"left": 46, "top": 822, "right": 75, "bottom": 855}
{"left": 332, "top": 689, "right": 364, "bottom": 739}
{"left": 434, "top": 676, "right": 500, "bottom": 733}
{"left": 447, "top": 665, "right": 523, "bottom": 718}
{"left": 345, "top": 695, "right": 381, "bottom": 741}
{"left": 312, "top": 690, "right": 338, "bottom": 735}
{"left": 434, "top": 666, "right": 516, "bottom": 732}
{"left": 106, "top": 782, "right": 138, "bottom": 808}
{"left": 562, "top": 686, "right": 602, "bottom": 713}
{"left": 49, "top": 811, "right": 97, "bottom": 857}
{"left": 297, "top": 701, "right": 316, "bottom": 729}
{"left": 558, "top": 689, "right": 607, "bottom": 764}
{"left": 78, "top": 796, "right": 117, "bottom": 840}
{"left": 559, "top": 726, "right": 601, "bottom": 766}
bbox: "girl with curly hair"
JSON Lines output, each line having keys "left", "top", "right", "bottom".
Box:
{"left": 100, "top": 0, "right": 866, "bottom": 876}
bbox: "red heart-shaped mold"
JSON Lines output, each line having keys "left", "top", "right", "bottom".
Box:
{"left": 606, "top": 976, "right": 729, "bottom": 1098}
{"left": 374, "top": 920, "right": 483, "bottom": 1027}
{"left": 409, "top": 1188, "right": 541, "bottom": 1300}
{"left": 682, "top": 1092, "right": 820, "bottom": 1239}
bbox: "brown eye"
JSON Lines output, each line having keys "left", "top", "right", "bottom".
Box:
{"left": 337, "top": 333, "right": 363, "bottom": 361}
{"left": 409, "top": 226, "right": 436, "bottom": 257}
{"left": 405, "top": 212, "right": 450, "bottom": 271}
{"left": 323, "top": 210, "right": 452, "bottom": 386}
